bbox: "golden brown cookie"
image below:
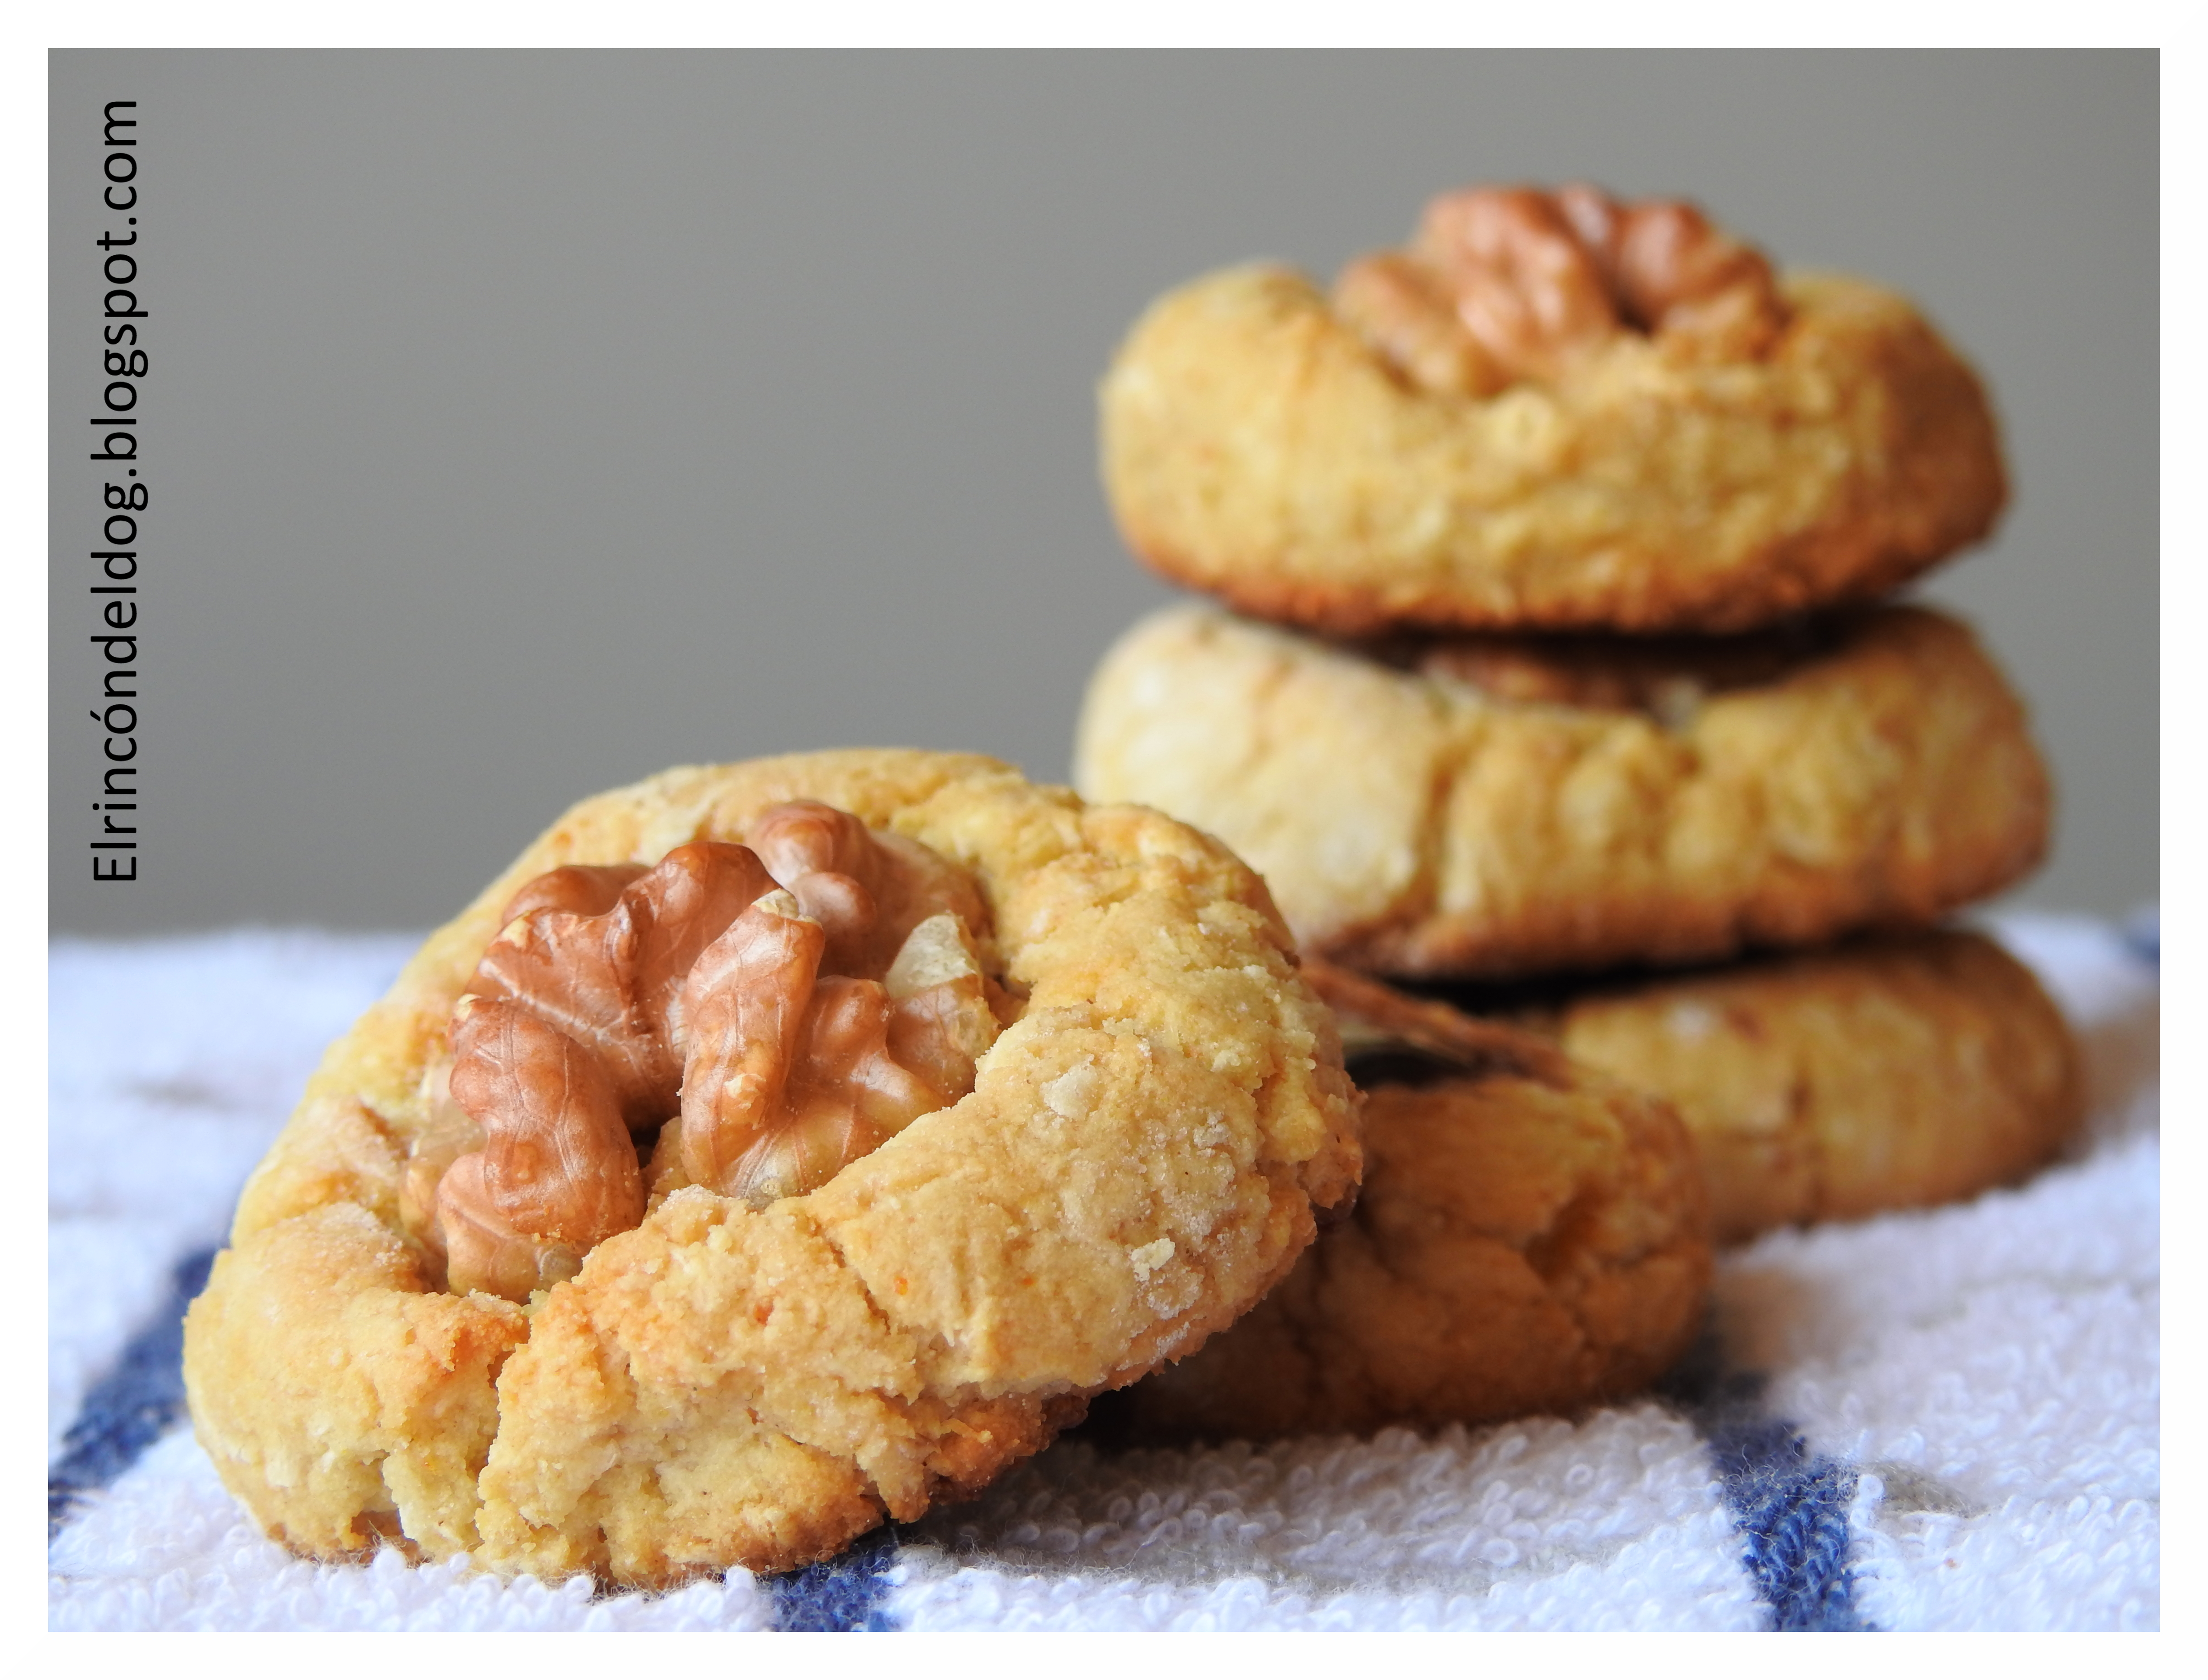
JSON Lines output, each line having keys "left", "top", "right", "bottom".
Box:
{"left": 1505, "top": 929, "right": 2085, "bottom": 1245}
{"left": 182, "top": 750, "right": 1358, "bottom": 1586}
{"left": 1118, "top": 962, "right": 1708, "bottom": 1441}
{"left": 1074, "top": 602, "right": 2049, "bottom": 978}
{"left": 1100, "top": 185, "right": 2005, "bottom": 635}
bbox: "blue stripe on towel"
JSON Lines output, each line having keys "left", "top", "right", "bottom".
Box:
{"left": 1662, "top": 1328, "right": 1869, "bottom": 1631}
{"left": 56, "top": 1239, "right": 1874, "bottom": 1631}
{"left": 1703, "top": 1398, "right": 1866, "bottom": 1630}
{"left": 766, "top": 1523, "right": 901, "bottom": 1631}
{"left": 49, "top": 1246, "right": 220, "bottom": 1537}
{"left": 2123, "top": 906, "right": 2159, "bottom": 967}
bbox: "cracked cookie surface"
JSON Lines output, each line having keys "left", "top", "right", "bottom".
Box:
{"left": 182, "top": 750, "right": 1358, "bottom": 1585}
{"left": 1075, "top": 603, "right": 2049, "bottom": 978}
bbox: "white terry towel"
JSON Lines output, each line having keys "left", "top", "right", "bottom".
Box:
{"left": 48, "top": 912, "right": 2157, "bottom": 1631}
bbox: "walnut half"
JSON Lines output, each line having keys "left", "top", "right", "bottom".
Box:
{"left": 438, "top": 998, "right": 645, "bottom": 1301}
{"left": 402, "top": 803, "right": 1005, "bottom": 1301}
{"left": 1334, "top": 182, "right": 1789, "bottom": 399}
{"left": 673, "top": 899, "right": 999, "bottom": 1208}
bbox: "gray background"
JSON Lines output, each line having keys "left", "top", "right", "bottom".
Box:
{"left": 49, "top": 51, "right": 2157, "bottom": 934}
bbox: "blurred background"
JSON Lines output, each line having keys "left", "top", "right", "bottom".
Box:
{"left": 48, "top": 51, "right": 2157, "bottom": 933}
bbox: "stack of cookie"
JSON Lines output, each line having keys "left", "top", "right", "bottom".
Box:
{"left": 1075, "top": 183, "right": 2082, "bottom": 1438}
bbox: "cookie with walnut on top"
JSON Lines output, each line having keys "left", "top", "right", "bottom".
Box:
{"left": 183, "top": 750, "right": 1359, "bottom": 1587}
{"left": 1102, "top": 181, "right": 2006, "bottom": 635}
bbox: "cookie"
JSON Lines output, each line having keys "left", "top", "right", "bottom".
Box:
{"left": 1100, "top": 184, "right": 2005, "bottom": 635}
{"left": 1116, "top": 961, "right": 1708, "bottom": 1441}
{"left": 182, "top": 750, "right": 1359, "bottom": 1586}
{"left": 1498, "top": 929, "right": 2086, "bottom": 1245}
{"left": 1074, "top": 602, "right": 2049, "bottom": 977}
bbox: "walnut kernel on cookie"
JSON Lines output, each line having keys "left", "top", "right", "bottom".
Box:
{"left": 1101, "top": 183, "right": 2006, "bottom": 634}
{"left": 181, "top": 751, "right": 1359, "bottom": 1586}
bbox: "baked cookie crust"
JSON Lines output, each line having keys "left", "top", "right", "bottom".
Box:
{"left": 182, "top": 750, "right": 1358, "bottom": 1586}
{"left": 1100, "top": 263, "right": 2005, "bottom": 634}
{"left": 1074, "top": 604, "right": 2049, "bottom": 978}
{"left": 1513, "top": 928, "right": 2084, "bottom": 1245}
{"left": 1119, "top": 964, "right": 1708, "bottom": 1441}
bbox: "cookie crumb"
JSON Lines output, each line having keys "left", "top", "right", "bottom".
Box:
{"left": 1665, "top": 1002, "right": 1719, "bottom": 1041}
{"left": 1130, "top": 1238, "right": 1175, "bottom": 1280}
{"left": 1042, "top": 1062, "right": 1101, "bottom": 1120}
